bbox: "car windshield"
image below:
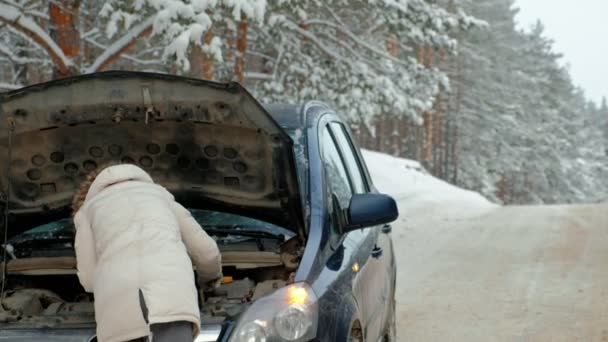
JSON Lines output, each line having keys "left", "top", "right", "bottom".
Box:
{"left": 8, "top": 209, "right": 293, "bottom": 249}
{"left": 189, "top": 209, "right": 294, "bottom": 238}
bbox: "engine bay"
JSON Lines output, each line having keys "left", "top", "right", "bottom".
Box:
{"left": 0, "top": 210, "right": 303, "bottom": 329}
{"left": 0, "top": 264, "right": 297, "bottom": 329}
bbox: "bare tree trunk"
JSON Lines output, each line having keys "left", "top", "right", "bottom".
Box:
{"left": 415, "top": 123, "right": 423, "bottom": 162}
{"left": 381, "top": 115, "right": 389, "bottom": 153}
{"left": 375, "top": 115, "right": 383, "bottom": 152}
{"left": 234, "top": 20, "right": 248, "bottom": 83}
{"left": 417, "top": 45, "right": 435, "bottom": 169}
{"left": 423, "top": 111, "right": 433, "bottom": 168}
{"left": 356, "top": 122, "right": 371, "bottom": 150}
{"left": 81, "top": 6, "right": 94, "bottom": 71}
{"left": 441, "top": 30, "right": 464, "bottom": 183}
{"left": 202, "top": 29, "right": 215, "bottom": 80}
{"left": 433, "top": 93, "right": 445, "bottom": 177}
{"left": 451, "top": 124, "right": 459, "bottom": 183}
{"left": 443, "top": 118, "right": 451, "bottom": 178}
{"left": 203, "top": 29, "right": 215, "bottom": 80}
{"left": 400, "top": 119, "right": 409, "bottom": 158}
{"left": 386, "top": 34, "right": 402, "bottom": 156}
{"left": 190, "top": 45, "right": 205, "bottom": 79}
{"left": 373, "top": 115, "right": 381, "bottom": 151}
{"left": 190, "top": 29, "right": 215, "bottom": 80}
{"left": 496, "top": 175, "right": 507, "bottom": 204}
{"left": 49, "top": 0, "right": 80, "bottom": 78}
{"left": 392, "top": 118, "right": 400, "bottom": 156}
{"left": 387, "top": 34, "right": 399, "bottom": 57}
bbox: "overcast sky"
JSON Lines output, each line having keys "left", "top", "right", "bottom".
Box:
{"left": 515, "top": 0, "right": 607, "bottom": 104}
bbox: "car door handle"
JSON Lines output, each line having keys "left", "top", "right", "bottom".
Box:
{"left": 382, "top": 224, "right": 392, "bottom": 234}
{"left": 371, "top": 246, "right": 383, "bottom": 259}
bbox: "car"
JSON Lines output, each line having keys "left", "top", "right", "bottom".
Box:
{"left": 0, "top": 71, "right": 398, "bottom": 342}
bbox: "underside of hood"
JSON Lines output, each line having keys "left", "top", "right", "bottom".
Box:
{"left": 0, "top": 71, "right": 304, "bottom": 234}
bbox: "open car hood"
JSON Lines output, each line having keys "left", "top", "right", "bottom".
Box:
{"left": 0, "top": 71, "right": 304, "bottom": 234}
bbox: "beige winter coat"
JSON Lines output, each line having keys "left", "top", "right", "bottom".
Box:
{"left": 73, "top": 164, "right": 221, "bottom": 342}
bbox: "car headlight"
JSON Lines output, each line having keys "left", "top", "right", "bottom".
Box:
{"left": 229, "top": 283, "right": 318, "bottom": 342}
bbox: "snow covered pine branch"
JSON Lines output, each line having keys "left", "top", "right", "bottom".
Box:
{"left": 0, "top": 1, "right": 75, "bottom": 75}
{"left": 95, "top": 0, "right": 481, "bottom": 128}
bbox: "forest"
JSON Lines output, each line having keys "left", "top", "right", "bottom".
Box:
{"left": 1, "top": 0, "right": 607, "bottom": 204}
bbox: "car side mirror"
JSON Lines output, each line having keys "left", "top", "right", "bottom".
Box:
{"left": 344, "top": 193, "right": 399, "bottom": 232}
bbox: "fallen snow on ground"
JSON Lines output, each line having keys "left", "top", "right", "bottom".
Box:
{"left": 363, "top": 150, "right": 608, "bottom": 341}
{"left": 362, "top": 150, "right": 495, "bottom": 219}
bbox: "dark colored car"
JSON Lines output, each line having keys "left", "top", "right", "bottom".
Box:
{"left": 0, "top": 72, "right": 398, "bottom": 342}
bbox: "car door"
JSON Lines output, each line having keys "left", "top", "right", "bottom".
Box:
{"left": 329, "top": 122, "right": 393, "bottom": 339}
{"left": 318, "top": 123, "right": 377, "bottom": 337}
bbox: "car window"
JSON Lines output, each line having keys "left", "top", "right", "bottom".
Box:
{"left": 329, "top": 122, "right": 368, "bottom": 194}
{"left": 320, "top": 125, "right": 353, "bottom": 210}
{"left": 285, "top": 128, "right": 309, "bottom": 200}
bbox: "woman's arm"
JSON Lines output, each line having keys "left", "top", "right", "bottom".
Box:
{"left": 172, "top": 202, "right": 222, "bottom": 282}
{"left": 74, "top": 211, "right": 97, "bottom": 292}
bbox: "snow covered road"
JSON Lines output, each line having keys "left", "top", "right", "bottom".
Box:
{"left": 363, "top": 151, "right": 608, "bottom": 341}
{"left": 391, "top": 203, "right": 608, "bottom": 341}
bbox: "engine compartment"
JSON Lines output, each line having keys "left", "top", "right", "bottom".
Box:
{"left": 0, "top": 275, "right": 95, "bottom": 328}
{"left": 0, "top": 211, "right": 303, "bottom": 329}
{"left": 0, "top": 262, "right": 296, "bottom": 329}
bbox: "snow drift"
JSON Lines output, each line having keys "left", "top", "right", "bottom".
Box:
{"left": 362, "top": 150, "right": 496, "bottom": 219}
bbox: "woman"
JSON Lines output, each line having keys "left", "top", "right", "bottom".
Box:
{"left": 72, "top": 163, "right": 222, "bottom": 342}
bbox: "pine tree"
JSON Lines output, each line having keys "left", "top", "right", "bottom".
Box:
{"left": 448, "top": 0, "right": 608, "bottom": 204}
{"left": 601, "top": 97, "right": 608, "bottom": 148}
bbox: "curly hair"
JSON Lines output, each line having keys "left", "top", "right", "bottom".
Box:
{"left": 72, "top": 161, "right": 121, "bottom": 215}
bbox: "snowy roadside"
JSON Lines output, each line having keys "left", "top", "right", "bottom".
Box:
{"left": 362, "top": 150, "right": 608, "bottom": 341}
{"left": 363, "top": 150, "right": 498, "bottom": 341}
{"left": 362, "top": 150, "right": 496, "bottom": 221}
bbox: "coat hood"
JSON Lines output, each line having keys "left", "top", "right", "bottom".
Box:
{"left": 0, "top": 71, "right": 304, "bottom": 234}
{"left": 85, "top": 164, "right": 154, "bottom": 202}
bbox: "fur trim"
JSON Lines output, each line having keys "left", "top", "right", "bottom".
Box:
{"left": 71, "top": 162, "right": 121, "bottom": 215}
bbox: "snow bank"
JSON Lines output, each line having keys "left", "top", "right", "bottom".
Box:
{"left": 362, "top": 150, "right": 496, "bottom": 218}
{"left": 0, "top": 82, "right": 23, "bottom": 91}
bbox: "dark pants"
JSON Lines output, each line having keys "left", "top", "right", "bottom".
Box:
{"left": 129, "top": 321, "right": 193, "bottom": 342}
{"left": 151, "top": 321, "right": 193, "bottom": 342}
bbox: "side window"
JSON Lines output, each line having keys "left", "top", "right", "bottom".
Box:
{"left": 320, "top": 126, "right": 352, "bottom": 209}
{"left": 329, "top": 123, "right": 368, "bottom": 194}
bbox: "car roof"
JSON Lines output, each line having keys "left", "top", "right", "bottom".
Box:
{"left": 264, "top": 102, "right": 334, "bottom": 130}
{"left": 263, "top": 103, "right": 305, "bottom": 129}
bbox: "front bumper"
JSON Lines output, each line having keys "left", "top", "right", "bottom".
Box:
{"left": 0, "top": 329, "right": 95, "bottom": 342}
{"left": 0, "top": 323, "right": 234, "bottom": 342}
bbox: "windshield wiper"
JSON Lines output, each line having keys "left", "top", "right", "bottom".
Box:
{"left": 204, "top": 226, "right": 286, "bottom": 242}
